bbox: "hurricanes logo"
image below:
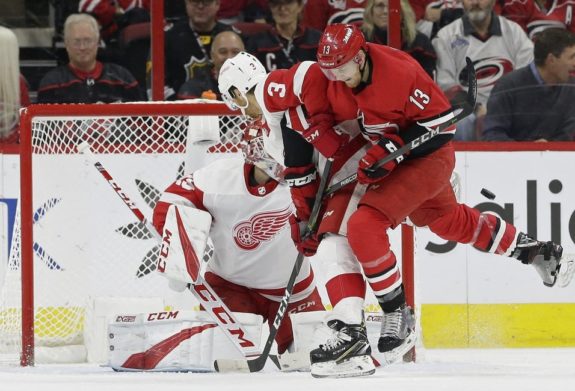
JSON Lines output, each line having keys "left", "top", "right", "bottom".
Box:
{"left": 233, "top": 206, "right": 292, "bottom": 250}
{"left": 461, "top": 57, "right": 513, "bottom": 89}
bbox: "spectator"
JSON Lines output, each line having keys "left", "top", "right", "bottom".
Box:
{"left": 482, "top": 28, "right": 575, "bottom": 141}
{"left": 412, "top": 0, "right": 464, "bottom": 39}
{"left": 301, "top": 0, "right": 367, "bottom": 32}
{"left": 526, "top": 0, "right": 575, "bottom": 38}
{"left": 217, "top": 0, "right": 269, "bottom": 24}
{"left": 158, "top": 0, "right": 233, "bottom": 100}
{"left": 0, "top": 26, "right": 31, "bottom": 144}
{"left": 245, "top": 0, "right": 321, "bottom": 71}
{"left": 37, "top": 14, "right": 142, "bottom": 104}
{"left": 177, "top": 30, "right": 245, "bottom": 100}
{"left": 362, "top": 0, "right": 437, "bottom": 78}
{"left": 432, "top": 0, "right": 534, "bottom": 140}
{"left": 78, "top": 0, "right": 151, "bottom": 42}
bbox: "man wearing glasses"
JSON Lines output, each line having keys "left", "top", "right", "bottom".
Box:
{"left": 37, "top": 13, "right": 142, "bottom": 104}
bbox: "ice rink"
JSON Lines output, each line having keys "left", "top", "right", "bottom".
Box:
{"left": 1, "top": 348, "right": 574, "bottom": 391}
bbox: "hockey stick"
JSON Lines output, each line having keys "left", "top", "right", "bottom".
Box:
{"left": 77, "top": 142, "right": 262, "bottom": 358}
{"left": 324, "top": 57, "right": 478, "bottom": 197}
{"left": 214, "top": 158, "right": 334, "bottom": 373}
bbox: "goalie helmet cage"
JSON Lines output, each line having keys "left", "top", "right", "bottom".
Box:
{"left": 3, "top": 101, "right": 415, "bottom": 366}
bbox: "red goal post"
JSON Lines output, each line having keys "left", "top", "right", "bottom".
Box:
{"left": 3, "top": 101, "right": 415, "bottom": 366}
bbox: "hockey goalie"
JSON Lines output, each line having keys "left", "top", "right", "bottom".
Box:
{"left": 107, "top": 120, "right": 325, "bottom": 371}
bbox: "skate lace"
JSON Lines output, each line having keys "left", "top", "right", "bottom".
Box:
{"left": 321, "top": 329, "right": 352, "bottom": 351}
{"left": 381, "top": 310, "right": 402, "bottom": 338}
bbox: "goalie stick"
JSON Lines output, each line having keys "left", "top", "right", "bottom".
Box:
{"left": 214, "top": 158, "right": 334, "bottom": 373}
{"left": 324, "top": 57, "right": 478, "bottom": 197}
{"left": 77, "top": 142, "right": 262, "bottom": 359}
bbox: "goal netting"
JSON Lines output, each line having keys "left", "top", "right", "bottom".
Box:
{"left": 1, "top": 100, "right": 417, "bottom": 366}
{"left": 0, "top": 101, "right": 248, "bottom": 365}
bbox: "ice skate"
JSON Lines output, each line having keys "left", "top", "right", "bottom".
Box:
{"left": 309, "top": 320, "right": 375, "bottom": 378}
{"left": 378, "top": 305, "right": 416, "bottom": 364}
{"left": 511, "top": 233, "right": 575, "bottom": 288}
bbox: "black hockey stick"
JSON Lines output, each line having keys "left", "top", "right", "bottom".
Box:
{"left": 214, "top": 159, "right": 334, "bottom": 373}
{"left": 324, "top": 57, "right": 478, "bottom": 197}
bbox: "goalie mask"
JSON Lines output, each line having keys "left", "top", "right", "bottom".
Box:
{"left": 241, "top": 119, "right": 285, "bottom": 182}
{"left": 218, "top": 52, "right": 267, "bottom": 115}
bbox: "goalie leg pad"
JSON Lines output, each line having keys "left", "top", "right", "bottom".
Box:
{"left": 108, "top": 310, "right": 263, "bottom": 372}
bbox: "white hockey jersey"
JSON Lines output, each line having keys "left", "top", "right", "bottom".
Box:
{"left": 432, "top": 14, "right": 534, "bottom": 104}
{"left": 153, "top": 157, "right": 314, "bottom": 302}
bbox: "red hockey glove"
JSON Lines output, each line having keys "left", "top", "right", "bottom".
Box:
{"left": 302, "top": 113, "right": 347, "bottom": 158}
{"left": 284, "top": 164, "right": 319, "bottom": 220}
{"left": 289, "top": 214, "right": 320, "bottom": 256}
{"left": 357, "top": 134, "right": 406, "bottom": 184}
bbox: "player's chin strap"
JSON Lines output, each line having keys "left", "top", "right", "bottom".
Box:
{"left": 214, "top": 158, "right": 334, "bottom": 374}
{"left": 324, "top": 57, "right": 478, "bottom": 198}
{"left": 77, "top": 142, "right": 264, "bottom": 360}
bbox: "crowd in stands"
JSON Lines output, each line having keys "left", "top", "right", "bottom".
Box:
{"left": 1, "top": 0, "right": 574, "bottom": 143}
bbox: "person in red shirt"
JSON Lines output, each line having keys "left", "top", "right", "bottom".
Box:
{"left": 316, "top": 22, "right": 573, "bottom": 367}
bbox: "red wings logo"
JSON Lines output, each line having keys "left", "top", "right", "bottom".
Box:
{"left": 233, "top": 206, "right": 292, "bottom": 250}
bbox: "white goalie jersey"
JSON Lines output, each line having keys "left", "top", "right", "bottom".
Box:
{"left": 153, "top": 157, "right": 314, "bottom": 302}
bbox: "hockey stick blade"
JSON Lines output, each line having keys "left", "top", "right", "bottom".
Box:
{"left": 324, "top": 57, "right": 477, "bottom": 197}
{"left": 214, "top": 159, "right": 334, "bottom": 373}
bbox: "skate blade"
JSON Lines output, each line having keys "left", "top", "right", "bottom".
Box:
{"left": 382, "top": 331, "right": 416, "bottom": 365}
{"left": 311, "top": 355, "right": 375, "bottom": 378}
{"left": 557, "top": 254, "right": 575, "bottom": 288}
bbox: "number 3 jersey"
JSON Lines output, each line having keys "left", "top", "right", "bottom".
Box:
{"left": 153, "top": 157, "right": 315, "bottom": 302}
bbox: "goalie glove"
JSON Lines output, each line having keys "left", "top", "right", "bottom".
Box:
{"left": 284, "top": 164, "right": 319, "bottom": 221}
{"left": 302, "top": 113, "right": 347, "bottom": 158}
{"left": 357, "top": 133, "right": 406, "bottom": 184}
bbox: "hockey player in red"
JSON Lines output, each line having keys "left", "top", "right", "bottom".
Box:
{"left": 315, "top": 22, "right": 575, "bottom": 369}
{"left": 218, "top": 52, "right": 377, "bottom": 377}
{"left": 152, "top": 120, "right": 324, "bottom": 355}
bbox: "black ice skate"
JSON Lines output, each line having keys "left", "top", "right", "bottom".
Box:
{"left": 378, "top": 305, "right": 416, "bottom": 364}
{"left": 511, "top": 232, "right": 575, "bottom": 288}
{"left": 310, "top": 320, "right": 375, "bottom": 378}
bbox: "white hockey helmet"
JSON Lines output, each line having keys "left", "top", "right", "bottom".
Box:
{"left": 218, "top": 52, "right": 267, "bottom": 113}
{"left": 241, "top": 119, "right": 284, "bottom": 182}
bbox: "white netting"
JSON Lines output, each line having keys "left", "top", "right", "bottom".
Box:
{"left": 0, "top": 101, "right": 247, "bottom": 364}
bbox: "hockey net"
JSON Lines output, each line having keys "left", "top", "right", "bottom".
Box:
{"left": 0, "top": 100, "right": 416, "bottom": 366}
{"left": 0, "top": 101, "right": 248, "bottom": 365}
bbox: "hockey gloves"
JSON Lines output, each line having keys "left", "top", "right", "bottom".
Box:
{"left": 289, "top": 214, "right": 320, "bottom": 256}
{"left": 285, "top": 164, "right": 321, "bottom": 256}
{"left": 358, "top": 134, "right": 406, "bottom": 184}
{"left": 284, "top": 164, "right": 319, "bottom": 221}
{"left": 302, "top": 113, "right": 347, "bottom": 158}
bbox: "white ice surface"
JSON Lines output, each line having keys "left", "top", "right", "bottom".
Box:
{"left": 2, "top": 348, "right": 575, "bottom": 391}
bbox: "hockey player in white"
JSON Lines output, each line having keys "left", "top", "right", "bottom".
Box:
{"left": 152, "top": 121, "right": 324, "bottom": 356}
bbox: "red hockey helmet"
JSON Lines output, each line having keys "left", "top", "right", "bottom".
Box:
{"left": 317, "top": 23, "right": 367, "bottom": 70}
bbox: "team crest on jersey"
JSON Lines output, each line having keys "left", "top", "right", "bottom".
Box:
{"left": 464, "top": 57, "right": 514, "bottom": 88}
{"left": 185, "top": 55, "right": 210, "bottom": 80}
{"left": 232, "top": 206, "right": 291, "bottom": 250}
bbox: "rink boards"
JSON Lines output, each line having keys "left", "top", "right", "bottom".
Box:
{"left": 1, "top": 147, "right": 575, "bottom": 348}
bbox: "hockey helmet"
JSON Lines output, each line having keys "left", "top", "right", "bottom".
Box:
{"left": 218, "top": 51, "right": 267, "bottom": 113}
{"left": 240, "top": 119, "right": 284, "bottom": 182}
{"left": 317, "top": 24, "right": 367, "bottom": 80}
